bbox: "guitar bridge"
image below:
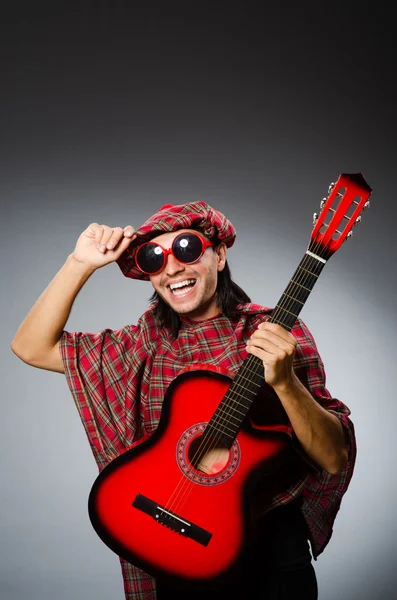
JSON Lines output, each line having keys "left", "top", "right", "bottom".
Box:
{"left": 132, "top": 493, "right": 212, "bottom": 546}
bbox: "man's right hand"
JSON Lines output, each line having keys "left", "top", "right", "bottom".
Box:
{"left": 72, "top": 223, "right": 137, "bottom": 270}
{"left": 11, "top": 222, "right": 139, "bottom": 373}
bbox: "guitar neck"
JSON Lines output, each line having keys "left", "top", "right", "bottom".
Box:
{"left": 205, "top": 246, "right": 328, "bottom": 448}
{"left": 268, "top": 244, "right": 328, "bottom": 331}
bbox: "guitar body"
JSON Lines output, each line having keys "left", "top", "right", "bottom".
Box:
{"left": 89, "top": 366, "right": 291, "bottom": 588}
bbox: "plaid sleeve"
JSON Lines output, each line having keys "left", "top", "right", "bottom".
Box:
{"left": 59, "top": 324, "right": 141, "bottom": 471}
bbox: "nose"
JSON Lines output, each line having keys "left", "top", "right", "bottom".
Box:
{"left": 164, "top": 252, "right": 185, "bottom": 276}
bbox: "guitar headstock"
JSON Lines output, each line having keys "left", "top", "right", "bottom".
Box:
{"left": 310, "top": 173, "right": 372, "bottom": 260}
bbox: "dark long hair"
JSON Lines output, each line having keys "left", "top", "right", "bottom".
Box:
{"left": 148, "top": 253, "right": 251, "bottom": 338}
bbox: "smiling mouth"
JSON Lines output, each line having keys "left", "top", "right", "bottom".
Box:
{"left": 168, "top": 279, "right": 197, "bottom": 297}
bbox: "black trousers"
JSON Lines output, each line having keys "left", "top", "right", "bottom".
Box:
{"left": 156, "top": 500, "right": 318, "bottom": 600}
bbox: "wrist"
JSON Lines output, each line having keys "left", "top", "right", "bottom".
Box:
{"left": 66, "top": 253, "right": 97, "bottom": 278}
{"left": 272, "top": 373, "right": 302, "bottom": 396}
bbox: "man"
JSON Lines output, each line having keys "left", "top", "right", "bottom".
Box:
{"left": 11, "top": 201, "right": 355, "bottom": 600}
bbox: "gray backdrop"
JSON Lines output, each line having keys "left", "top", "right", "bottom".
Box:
{"left": 1, "top": 4, "right": 396, "bottom": 600}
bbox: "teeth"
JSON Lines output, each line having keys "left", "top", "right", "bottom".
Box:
{"left": 169, "top": 279, "right": 196, "bottom": 290}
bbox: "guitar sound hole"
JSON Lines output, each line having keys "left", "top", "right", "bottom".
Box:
{"left": 188, "top": 435, "right": 230, "bottom": 475}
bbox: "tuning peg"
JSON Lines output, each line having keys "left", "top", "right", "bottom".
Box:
{"left": 320, "top": 198, "right": 327, "bottom": 209}
{"left": 354, "top": 215, "right": 362, "bottom": 226}
{"left": 363, "top": 200, "right": 370, "bottom": 210}
{"left": 345, "top": 231, "right": 353, "bottom": 241}
{"left": 313, "top": 212, "right": 318, "bottom": 224}
{"left": 328, "top": 182, "right": 335, "bottom": 194}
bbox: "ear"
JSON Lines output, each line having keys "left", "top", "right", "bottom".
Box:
{"left": 215, "top": 242, "right": 227, "bottom": 272}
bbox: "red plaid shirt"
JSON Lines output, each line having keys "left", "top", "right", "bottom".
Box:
{"left": 60, "top": 303, "right": 356, "bottom": 600}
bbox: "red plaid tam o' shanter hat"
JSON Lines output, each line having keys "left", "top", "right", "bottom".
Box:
{"left": 116, "top": 201, "right": 236, "bottom": 280}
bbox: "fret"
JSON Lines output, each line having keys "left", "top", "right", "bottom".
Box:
{"left": 236, "top": 372, "right": 262, "bottom": 387}
{"left": 243, "top": 366, "right": 262, "bottom": 378}
{"left": 274, "top": 304, "right": 299, "bottom": 318}
{"left": 242, "top": 366, "right": 264, "bottom": 382}
{"left": 290, "top": 279, "right": 312, "bottom": 292}
{"left": 216, "top": 404, "right": 246, "bottom": 417}
{"left": 237, "top": 357, "right": 264, "bottom": 379}
{"left": 297, "top": 265, "right": 319, "bottom": 277}
{"left": 269, "top": 316, "right": 295, "bottom": 331}
{"left": 222, "top": 395, "right": 252, "bottom": 413}
{"left": 282, "top": 292, "right": 304, "bottom": 305}
{"left": 243, "top": 364, "right": 262, "bottom": 377}
{"left": 272, "top": 318, "right": 285, "bottom": 326}
{"left": 226, "top": 380, "right": 260, "bottom": 395}
{"left": 215, "top": 408, "right": 242, "bottom": 423}
{"left": 208, "top": 415, "right": 239, "bottom": 435}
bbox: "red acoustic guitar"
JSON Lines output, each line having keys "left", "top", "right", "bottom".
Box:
{"left": 88, "top": 173, "right": 371, "bottom": 589}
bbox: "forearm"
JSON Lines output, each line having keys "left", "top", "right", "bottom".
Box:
{"left": 11, "top": 254, "right": 96, "bottom": 360}
{"left": 273, "top": 373, "right": 349, "bottom": 474}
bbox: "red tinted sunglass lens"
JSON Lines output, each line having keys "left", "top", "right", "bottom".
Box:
{"left": 172, "top": 233, "right": 204, "bottom": 263}
{"left": 136, "top": 243, "right": 164, "bottom": 273}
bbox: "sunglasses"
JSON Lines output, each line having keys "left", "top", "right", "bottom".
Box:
{"left": 135, "top": 231, "right": 214, "bottom": 275}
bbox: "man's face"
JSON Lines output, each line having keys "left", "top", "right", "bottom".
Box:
{"left": 148, "top": 229, "right": 227, "bottom": 321}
